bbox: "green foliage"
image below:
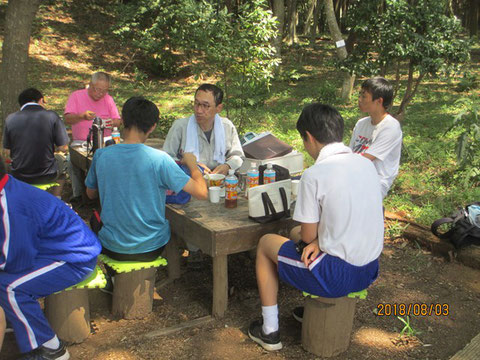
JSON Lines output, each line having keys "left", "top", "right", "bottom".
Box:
{"left": 114, "top": 0, "right": 280, "bottom": 130}
{"left": 456, "top": 71, "right": 479, "bottom": 92}
{"left": 397, "top": 316, "right": 421, "bottom": 337}
{"left": 342, "top": 0, "right": 471, "bottom": 86}
{"left": 189, "top": 0, "right": 280, "bottom": 130}
{"left": 447, "top": 96, "right": 480, "bottom": 185}
{"left": 113, "top": 0, "right": 194, "bottom": 76}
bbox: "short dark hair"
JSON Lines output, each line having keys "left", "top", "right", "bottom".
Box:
{"left": 296, "top": 103, "right": 344, "bottom": 144}
{"left": 18, "top": 88, "right": 43, "bottom": 106}
{"left": 122, "top": 96, "right": 159, "bottom": 133}
{"left": 361, "top": 77, "right": 393, "bottom": 109}
{"left": 195, "top": 84, "right": 223, "bottom": 106}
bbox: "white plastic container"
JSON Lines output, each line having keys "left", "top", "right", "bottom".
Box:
{"left": 238, "top": 151, "right": 304, "bottom": 175}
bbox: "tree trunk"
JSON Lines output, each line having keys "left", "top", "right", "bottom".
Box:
{"left": 395, "top": 60, "right": 425, "bottom": 120}
{"left": 310, "top": 0, "right": 322, "bottom": 46}
{"left": 323, "top": 0, "right": 355, "bottom": 101}
{"left": 272, "top": 0, "right": 285, "bottom": 56}
{"left": 467, "top": 0, "right": 479, "bottom": 37}
{"left": 304, "top": 0, "right": 316, "bottom": 36}
{"left": 0, "top": 0, "right": 40, "bottom": 139}
{"left": 285, "top": 0, "right": 298, "bottom": 45}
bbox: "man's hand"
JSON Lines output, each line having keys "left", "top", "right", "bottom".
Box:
{"left": 82, "top": 111, "right": 96, "bottom": 120}
{"left": 301, "top": 239, "right": 320, "bottom": 267}
{"left": 197, "top": 162, "right": 211, "bottom": 174}
{"left": 212, "top": 163, "right": 230, "bottom": 175}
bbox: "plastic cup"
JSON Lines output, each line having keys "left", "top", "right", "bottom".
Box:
{"left": 291, "top": 180, "right": 300, "bottom": 197}
{"left": 209, "top": 186, "right": 221, "bottom": 203}
{"left": 204, "top": 173, "right": 225, "bottom": 187}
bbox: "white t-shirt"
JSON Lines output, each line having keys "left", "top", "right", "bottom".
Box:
{"left": 293, "top": 142, "right": 384, "bottom": 266}
{"left": 349, "top": 114, "right": 402, "bottom": 198}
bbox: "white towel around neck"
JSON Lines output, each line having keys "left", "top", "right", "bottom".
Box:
{"left": 185, "top": 114, "right": 226, "bottom": 164}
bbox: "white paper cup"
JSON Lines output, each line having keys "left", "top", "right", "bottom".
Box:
{"left": 209, "top": 186, "right": 221, "bottom": 203}
{"left": 291, "top": 180, "right": 300, "bottom": 197}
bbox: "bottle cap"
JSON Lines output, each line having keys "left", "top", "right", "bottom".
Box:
{"left": 251, "top": 162, "right": 256, "bottom": 167}
{"left": 267, "top": 163, "right": 273, "bottom": 169}
{"left": 113, "top": 127, "right": 118, "bottom": 131}
{"left": 228, "top": 169, "right": 235, "bottom": 175}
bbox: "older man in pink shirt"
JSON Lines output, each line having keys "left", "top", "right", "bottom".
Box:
{"left": 65, "top": 71, "right": 121, "bottom": 202}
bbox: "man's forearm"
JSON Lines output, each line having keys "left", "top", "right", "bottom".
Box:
{"left": 64, "top": 113, "right": 83, "bottom": 125}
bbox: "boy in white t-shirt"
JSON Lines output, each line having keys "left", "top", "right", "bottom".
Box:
{"left": 248, "top": 104, "right": 384, "bottom": 351}
{"left": 349, "top": 77, "right": 402, "bottom": 198}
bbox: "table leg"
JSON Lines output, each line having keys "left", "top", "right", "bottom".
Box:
{"left": 212, "top": 254, "right": 228, "bottom": 318}
{"left": 166, "top": 233, "right": 181, "bottom": 280}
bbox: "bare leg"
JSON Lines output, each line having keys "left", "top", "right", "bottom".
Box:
{"left": 289, "top": 225, "right": 301, "bottom": 243}
{"left": 256, "top": 234, "right": 289, "bottom": 307}
{"left": 0, "top": 306, "right": 6, "bottom": 352}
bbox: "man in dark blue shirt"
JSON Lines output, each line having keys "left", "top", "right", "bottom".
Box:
{"left": 3, "top": 88, "right": 69, "bottom": 198}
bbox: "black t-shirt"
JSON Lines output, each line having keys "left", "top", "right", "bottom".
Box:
{"left": 3, "top": 104, "right": 69, "bottom": 181}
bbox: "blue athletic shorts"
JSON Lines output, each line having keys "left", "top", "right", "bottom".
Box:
{"left": 277, "top": 240, "right": 379, "bottom": 298}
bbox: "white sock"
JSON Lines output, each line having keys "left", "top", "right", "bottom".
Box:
{"left": 262, "top": 304, "right": 279, "bottom": 334}
{"left": 43, "top": 335, "right": 60, "bottom": 350}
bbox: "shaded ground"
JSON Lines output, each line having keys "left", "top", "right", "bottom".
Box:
{"left": 2, "top": 184, "right": 480, "bottom": 359}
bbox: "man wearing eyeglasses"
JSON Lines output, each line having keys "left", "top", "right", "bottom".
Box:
{"left": 64, "top": 71, "right": 121, "bottom": 203}
{"left": 163, "top": 84, "right": 244, "bottom": 175}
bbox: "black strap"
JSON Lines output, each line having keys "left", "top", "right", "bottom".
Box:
{"left": 279, "top": 187, "right": 290, "bottom": 217}
{"left": 261, "top": 192, "right": 277, "bottom": 216}
{"left": 431, "top": 217, "right": 454, "bottom": 238}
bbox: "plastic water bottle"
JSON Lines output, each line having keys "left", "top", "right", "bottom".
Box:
{"left": 112, "top": 127, "right": 121, "bottom": 144}
{"left": 246, "top": 162, "right": 259, "bottom": 198}
{"left": 264, "top": 163, "right": 276, "bottom": 184}
{"left": 225, "top": 169, "right": 238, "bottom": 208}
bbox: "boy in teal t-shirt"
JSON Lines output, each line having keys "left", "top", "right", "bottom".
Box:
{"left": 85, "top": 96, "right": 207, "bottom": 261}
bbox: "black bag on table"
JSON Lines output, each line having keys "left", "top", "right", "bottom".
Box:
{"left": 258, "top": 164, "right": 290, "bottom": 185}
{"left": 431, "top": 202, "right": 480, "bottom": 249}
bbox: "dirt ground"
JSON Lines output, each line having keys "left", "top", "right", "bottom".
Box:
{"left": 3, "top": 185, "right": 480, "bottom": 360}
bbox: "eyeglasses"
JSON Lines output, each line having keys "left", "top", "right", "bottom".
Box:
{"left": 193, "top": 101, "right": 212, "bottom": 111}
{"left": 90, "top": 84, "right": 109, "bottom": 95}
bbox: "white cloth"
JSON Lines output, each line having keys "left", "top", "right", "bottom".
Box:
{"left": 163, "top": 115, "right": 244, "bottom": 171}
{"left": 349, "top": 114, "right": 402, "bottom": 198}
{"left": 293, "top": 142, "right": 384, "bottom": 266}
{"left": 185, "top": 114, "right": 226, "bottom": 164}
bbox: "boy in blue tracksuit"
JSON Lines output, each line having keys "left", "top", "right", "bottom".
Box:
{"left": 0, "top": 157, "right": 101, "bottom": 359}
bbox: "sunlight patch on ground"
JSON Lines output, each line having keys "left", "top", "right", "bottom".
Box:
{"left": 353, "top": 327, "right": 404, "bottom": 350}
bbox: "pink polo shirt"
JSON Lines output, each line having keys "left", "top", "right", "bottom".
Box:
{"left": 64, "top": 89, "right": 120, "bottom": 141}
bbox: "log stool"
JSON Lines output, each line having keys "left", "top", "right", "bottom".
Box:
{"left": 44, "top": 265, "right": 106, "bottom": 343}
{"left": 98, "top": 254, "right": 167, "bottom": 320}
{"left": 301, "top": 289, "right": 367, "bottom": 357}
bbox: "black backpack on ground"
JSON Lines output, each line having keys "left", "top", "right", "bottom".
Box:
{"left": 431, "top": 203, "right": 480, "bottom": 249}
{"left": 258, "top": 164, "right": 290, "bottom": 185}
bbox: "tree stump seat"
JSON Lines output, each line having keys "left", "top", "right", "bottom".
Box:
{"left": 301, "top": 289, "right": 367, "bottom": 357}
{"left": 98, "top": 254, "right": 167, "bottom": 320}
{"left": 44, "top": 265, "right": 106, "bottom": 343}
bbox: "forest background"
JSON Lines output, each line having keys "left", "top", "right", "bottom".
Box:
{"left": 0, "top": 0, "right": 479, "bottom": 228}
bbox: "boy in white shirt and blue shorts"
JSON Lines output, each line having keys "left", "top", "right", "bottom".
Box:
{"left": 248, "top": 103, "right": 384, "bottom": 351}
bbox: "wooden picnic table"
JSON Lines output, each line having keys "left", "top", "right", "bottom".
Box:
{"left": 69, "top": 139, "right": 297, "bottom": 318}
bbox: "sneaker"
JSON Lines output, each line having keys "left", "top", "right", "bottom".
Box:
{"left": 248, "top": 319, "right": 282, "bottom": 351}
{"left": 292, "top": 306, "right": 304, "bottom": 323}
{"left": 99, "top": 275, "right": 114, "bottom": 295}
{"left": 21, "top": 340, "right": 70, "bottom": 360}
